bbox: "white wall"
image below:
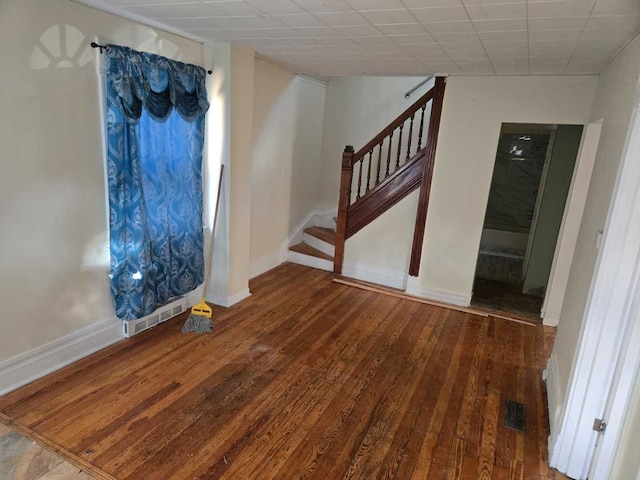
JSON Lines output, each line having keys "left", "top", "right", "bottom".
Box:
{"left": 414, "top": 76, "right": 598, "bottom": 302}
{"left": 0, "top": 0, "right": 204, "bottom": 363}
{"left": 551, "top": 35, "right": 640, "bottom": 424}
{"left": 227, "top": 46, "right": 254, "bottom": 301}
{"left": 250, "top": 62, "right": 296, "bottom": 261}
{"left": 249, "top": 63, "right": 326, "bottom": 274}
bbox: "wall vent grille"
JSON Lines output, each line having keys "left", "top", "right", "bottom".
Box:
{"left": 122, "top": 297, "right": 187, "bottom": 338}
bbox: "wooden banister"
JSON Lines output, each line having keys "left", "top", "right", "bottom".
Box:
{"left": 334, "top": 145, "right": 354, "bottom": 274}
{"left": 353, "top": 87, "right": 435, "bottom": 161}
{"left": 332, "top": 76, "right": 446, "bottom": 276}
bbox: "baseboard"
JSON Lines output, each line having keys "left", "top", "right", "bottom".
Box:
{"left": 543, "top": 316, "right": 560, "bottom": 327}
{"left": 0, "top": 316, "right": 124, "bottom": 396}
{"left": 545, "top": 354, "right": 563, "bottom": 461}
{"left": 210, "top": 288, "right": 251, "bottom": 308}
{"left": 405, "top": 277, "right": 471, "bottom": 307}
{"left": 249, "top": 248, "right": 286, "bottom": 279}
{"left": 342, "top": 261, "right": 406, "bottom": 290}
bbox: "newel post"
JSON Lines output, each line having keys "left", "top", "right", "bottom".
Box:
{"left": 334, "top": 145, "right": 354, "bottom": 274}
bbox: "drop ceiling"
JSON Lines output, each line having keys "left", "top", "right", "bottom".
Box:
{"left": 77, "top": 0, "right": 640, "bottom": 76}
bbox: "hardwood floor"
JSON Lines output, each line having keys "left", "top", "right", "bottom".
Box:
{"left": 0, "top": 263, "right": 568, "bottom": 480}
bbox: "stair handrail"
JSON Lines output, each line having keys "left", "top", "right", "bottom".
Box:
{"left": 352, "top": 86, "right": 435, "bottom": 163}
{"left": 405, "top": 77, "right": 433, "bottom": 99}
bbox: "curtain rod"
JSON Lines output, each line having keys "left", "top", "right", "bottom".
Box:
{"left": 90, "top": 42, "right": 213, "bottom": 74}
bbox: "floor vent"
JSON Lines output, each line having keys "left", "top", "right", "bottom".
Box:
{"left": 505, "top": 400, "right": 526, "bottom": 432}
{"left": 122, "top": 297, "right": 187, "bottom": 338}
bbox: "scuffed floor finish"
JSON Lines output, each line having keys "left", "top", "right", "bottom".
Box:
{"left": 0, "top": 263, "right": 568, "bottom": 479}
{"left": 0, "top": 423, "right": 93, "bottom": 479}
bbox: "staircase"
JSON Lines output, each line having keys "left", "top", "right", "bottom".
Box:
{"left": 287, "top": 77, "right": 447, "bottom": 277}
{"left": 289, "top": 226, "right": 336, "bottom": 271}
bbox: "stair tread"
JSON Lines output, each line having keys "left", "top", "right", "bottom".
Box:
{"left": 290, "top": 242, "right": 334, "bottom": 261}
{"left": 304, "top": 226, "right": 336, "bottom": 245}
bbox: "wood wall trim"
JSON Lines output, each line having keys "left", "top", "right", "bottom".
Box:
{"left": 408, "top": 76, "right": 447, "bottom": 277}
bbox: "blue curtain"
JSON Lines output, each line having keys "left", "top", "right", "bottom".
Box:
{"left": 104, "top": 45, "right": 209, "bottom": 320}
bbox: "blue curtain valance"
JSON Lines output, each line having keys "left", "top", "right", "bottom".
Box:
{"left": 105, "top": 44, "right": 209, "bottom": 123}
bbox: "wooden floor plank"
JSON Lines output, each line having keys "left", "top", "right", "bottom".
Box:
{"left": 0, "top": 263, "right": 564, "bottom": 480}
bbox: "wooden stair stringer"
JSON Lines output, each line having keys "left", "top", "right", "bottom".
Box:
{"left": 346, "top": 150, "right": 425, "bottom": 239}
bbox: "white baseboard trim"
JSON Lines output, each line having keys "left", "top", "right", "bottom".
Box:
{"left": 210, "top": 288, "right": 251, "bottom": 308}
{"left": 545, "top": 354, "right": 563, "bottom": 461}
{"left": 543, "top": 316, "right": 560, "bottom": 327}
{"left": 405, "top": 277, "right": 471, "bottom": 307}
{"left": 0, "top": 316, "right": 124, "bottom": 396}
{"left": 287, "top": 249, "right": 333, "bottom": 272}
{"left": 249, "top": 248, "right": 286, "bottom": 279}
{"left": 342, "top": 261, "right": 406, "bottom": 290}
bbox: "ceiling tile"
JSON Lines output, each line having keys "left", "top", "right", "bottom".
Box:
{"left": 292, "top": 0, "right": 354, "bottom": 13}
{"left": 245, "top": 0, "right": 306, "bottom": 14}
{"left": 240, "top": 16, "right": 290, "bottom": 28}
{"left": 123, "top": 3, "right": 220, "bottom": 19}
{"left": 265, "top": 27, "right": 308, "bottom": 38}
{"left": 481, "top": 39, "right": 528, "bottom": 50}
{"left": 298, "top": 26, "right": 345, "bottom": 36}
{"left": 74, "top": 0, "right": 639, "bottom": 76}
{"left": 390, "top": 32, "right": 438, "bottom": 44}
{"left": 334, "top": 24, "right": 383, "bottom": 35}
{"left": 201, "top": 1, "right": 264, "bottom": 16}
{"left": 315, "top": 36, "right": 359, "bottom": 45}
{"left": 477, "top": 30, "right": 527, "bottom": 41}
{"left": 592, "top": 0, "right": 640, "bottom": 15}
{"left": 376, "top": 23, "right": 428, "bottom": 35}
{"left": 528, "top": 16, "right": 589, "bottom": 30}
{"left": 585, "top": 13, "right": 640, "bottom": 30}
{"left": 353, "top": 35, "right": 398, "bottom": 46}
{"left": 167, "top": 16, "right": 248, "bottom": 28}
{"left": 273, "top": 13, "right": 328, "bottom": 27}
{"left": 473, "top": 18, "right": 528, "bottom": 31}
{"left": 314, "top": 11, "right": 369, "bottom": 26}
{"left": 529, "top": 29, "right": 583, "bottom": 40}
{"left": 462, "top": 0, "right": 525, "bottom": 5}
{"left": 345, "top": 0, "right": 406, "bottom": 9}
{"left": 431, "top": 31, "right": 482, "bottom": 42}
{"left": 402, "top": 0, "right": 464, "bottom": 7}
{"left": 527, "top": 0, "right": 597, "bottom": 18}
{"left": 409, "top": 6, "right": 470, "bottom": 22}
{"left": 465, "top": 3, "right": 526, "bottom": 19}
{"left": 359, "top": 9, "right": 416, "bottom": 24}
{"left": 422, "top": 20, "right": 476, "bottom": 32}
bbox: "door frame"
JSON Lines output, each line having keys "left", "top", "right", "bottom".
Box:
{"left": 541, "top": 122, "right": 602, "bottom": 325}
{"left": 522, "top": 128, "right": 557, "bottom": 285}
{"left": 548, "top": 85, "right": 640, "bottom": 479}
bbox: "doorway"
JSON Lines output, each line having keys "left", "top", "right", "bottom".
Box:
{"left": 471, "top": 123, "right": 583, "bottom": 320}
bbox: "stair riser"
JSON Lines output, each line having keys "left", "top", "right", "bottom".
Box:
{"left": 287, "top": 250, "right": 333, "bottom": 272}
{"left": 304, "top": 233, "right": 335, "bottom": 257}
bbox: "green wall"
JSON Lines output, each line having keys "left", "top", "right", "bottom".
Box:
{"left": 524, "top": 125, "right": 583, "bottom": 292}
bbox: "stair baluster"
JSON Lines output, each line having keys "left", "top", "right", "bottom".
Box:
{"left": 417, "top": 104, "right": 427, "bottom": 151}
{"left": 406, "top": 113, "right": 414, "bottom": 163}
{"left": 385, "top": 132, "right": 393, "bottom": 178}
{"left": 366, "top": 150, "right": 373, "bottom": 193}
{"left": 396, "top": 124, "right": 403, "bottom": 171}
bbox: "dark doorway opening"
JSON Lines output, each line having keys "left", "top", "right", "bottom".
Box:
{"left": 471, "top": 124, "right": 583, "bottom": 320}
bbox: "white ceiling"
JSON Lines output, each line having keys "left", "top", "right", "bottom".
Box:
{"left": 78, "top": 0, "right": 639, "bottom": 76}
